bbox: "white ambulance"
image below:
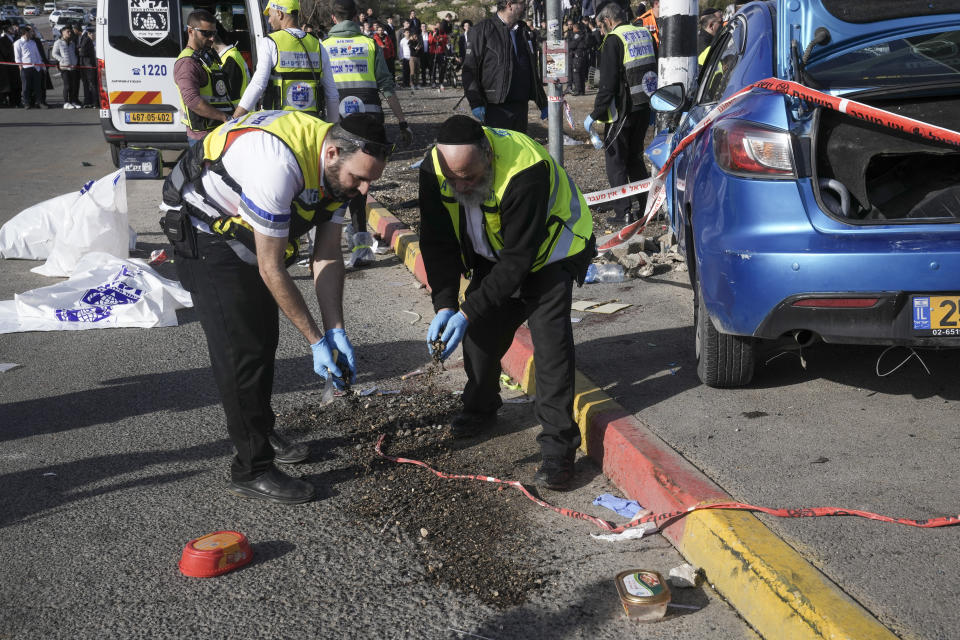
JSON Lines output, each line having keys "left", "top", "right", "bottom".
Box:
{"left": 96, "top": 1, "right": 265, "bottom": 166}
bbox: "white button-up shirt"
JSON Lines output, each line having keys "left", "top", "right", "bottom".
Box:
{"left": 13, "top": 36, "right": 43, "bottom": 70}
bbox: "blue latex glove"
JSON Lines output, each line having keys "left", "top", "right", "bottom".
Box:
{"left": 583, "top": 114, "right": 595, "bottom": 132}
{"left": 471, "top": 106, "right": 486, "bottom": 122}
{"left": 592, "top": 494, "right": 644, "bottom": 519}
{"left": 439, "top": 311, "right": 469, "bottom": 361}
{"left": 540, "top": 106, "right": 548, "bottom": 120}
{"left": 427, "top": 309, "right": 456, "bottom": 355}
{"left": 324, "top": 328, "right": 356, "bottom": 384}
{"left": 311, "top": 336, "right": 342, "bottom": 385}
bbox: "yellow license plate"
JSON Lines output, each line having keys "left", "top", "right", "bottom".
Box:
{"left": 913, "top": 295, "right": 960, "bottom": 335}
{"left": 124, "top": 112, "right": 173, "bottom": 124}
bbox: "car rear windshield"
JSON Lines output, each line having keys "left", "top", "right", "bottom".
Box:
{"left": 806, "top": 30, "right": 960, "bottom": 89}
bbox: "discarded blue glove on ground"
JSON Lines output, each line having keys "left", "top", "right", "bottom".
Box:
{"left": 593, "top": 493, "right": 643, "bottom": 518}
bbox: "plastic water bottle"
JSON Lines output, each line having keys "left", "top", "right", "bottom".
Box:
{"left": 589, "top": 131, "right": 604, "bottom": 150}
{"left": 595, "top": 263, "right": 625, "bottom": 283}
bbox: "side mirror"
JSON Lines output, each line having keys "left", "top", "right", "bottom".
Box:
{"left": 649, "top": 82, "right": 686, "bottom": 113}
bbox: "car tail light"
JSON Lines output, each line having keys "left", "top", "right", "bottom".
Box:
{"left": 97, "top": 58, "right": 109, "bottom": 110}
{"left": 792, "top": 298, "right": 879, "bottom": 308}
{"left": 713, "top": 120, "right": 795, "bottom": 178}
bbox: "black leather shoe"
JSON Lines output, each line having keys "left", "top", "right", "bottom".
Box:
{"left": 228, "top": 467, "right": 315, "bottom": 504}
{"left": 269, "top": 433, "right": 309, "bottom": 464}
{"left": 533, "top": 455, "right": 575, "bottom": 491}
{"left": 449, "top": 411, "right": 498, "bottom": 439}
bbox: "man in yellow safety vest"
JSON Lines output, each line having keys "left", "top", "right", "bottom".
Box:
{"left": 232, "top": 0, "right": 338, "bottom": 120}
{"left": 419, "top": 115, "right": 596, "bottom": 491}
{"left": 174, "top": 9, "right": 232, "bottom": 145}
{"left": 160, "top": 112, "right": 392, "bottom": 504}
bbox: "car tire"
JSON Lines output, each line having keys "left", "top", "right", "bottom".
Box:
{"left": 109, "top": 143, "right": 121, "bottom": 168}
{"left": 695, "top": 277, "right": 756, "bottom": 388}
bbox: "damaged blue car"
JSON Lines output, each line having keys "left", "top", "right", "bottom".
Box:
{"left": 646, "top": 0, "right": 960, "bottom": 387}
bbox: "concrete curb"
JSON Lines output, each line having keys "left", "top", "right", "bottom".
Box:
{"left": 365, "top": 201, "right": 896, "bottom": 640}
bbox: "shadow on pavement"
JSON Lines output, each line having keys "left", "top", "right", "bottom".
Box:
{"left": 0, "top": 340, "right": 430, "bottom": 443}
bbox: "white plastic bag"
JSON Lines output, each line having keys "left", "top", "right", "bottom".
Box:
{"left": 0, "top": 253, "right": 192, "bottom": 334}
{"left": 0, "top": 190, "right": 80, "bottom": 260}
{"left": 31, "top": 170, "right": 130, "bottom": 277}
{"left": 346, "top": 231, "right": 375, "bottom": 267}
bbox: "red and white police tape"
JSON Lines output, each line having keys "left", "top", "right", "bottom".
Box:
{"left": 376, "top": 434, "right": 960, "bottom": 533}
{"left": 589, "top": 77, "right": 960, "bottom": 252}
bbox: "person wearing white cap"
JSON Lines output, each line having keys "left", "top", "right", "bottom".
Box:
{"left": 232, "top": 0, "right": 338, "bottom": 121}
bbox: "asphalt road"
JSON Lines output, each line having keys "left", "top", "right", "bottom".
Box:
{"left": 0, "top": 107, "right": 759, "bottom": 637}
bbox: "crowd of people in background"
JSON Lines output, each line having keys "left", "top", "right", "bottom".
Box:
{"left": 0, "top": 17, "right": 98, "bottom": 110}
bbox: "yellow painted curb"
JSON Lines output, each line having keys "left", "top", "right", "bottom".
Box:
{"left": 680, "top": 509, "right": 896, "bottom": 640}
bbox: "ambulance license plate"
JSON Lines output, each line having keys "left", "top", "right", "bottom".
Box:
{"left": 912, "top": 295, "right": 960, "bottom": 336}
{"left": 124, "top": 112, "right": 173, "bottom": 124}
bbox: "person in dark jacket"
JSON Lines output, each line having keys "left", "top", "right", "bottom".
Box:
{"left": 566, "top": 22, "right": 589, "bottom": 95}
{"left": 0, "top": 20, "right": 20, "bottom": 107}
{"left": 77, "top": 26, "right": 97, "bottom": 107}
{"left": 461, "top": 0, "right": 547, "bottom": 133}
{"left": 419, "top": 116, "right": 595, "bottom": 491}
{"left": 586, "top": 1, "right": 656, "bottom": 225}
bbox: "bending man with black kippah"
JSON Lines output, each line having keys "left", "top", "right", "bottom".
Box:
{"left": 161, "top": 111, "right": 391, "bottom": 505}
{"left": 419, "top": 115, "right": 596, "bottom": 490}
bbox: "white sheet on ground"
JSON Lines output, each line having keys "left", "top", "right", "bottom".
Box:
{"left": 0, "top": 253, "right": 193, "bottom": 334}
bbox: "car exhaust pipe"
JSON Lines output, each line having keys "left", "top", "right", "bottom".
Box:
{"left": 792, "top": 329, "right": 817, "bottom": 347}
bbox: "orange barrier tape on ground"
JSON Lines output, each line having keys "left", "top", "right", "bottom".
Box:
{"left": 376, "top": 434, "right": 960, "bottom": 533}
{"left": 595, "top": 77, "right": 960, "bottom": 252}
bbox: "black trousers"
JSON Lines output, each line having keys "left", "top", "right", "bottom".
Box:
{"left": 175, "top": 232, "right": 280, "bottom": 482}
{"left": 61, "top": 68, "right": 79, "bottom": 105}
{"left": 461, "top": 260, "right": 581, "bottom": 459}
{"left": 20, "top": 68, "right": 41, "bottom": 106}
{"left": 484, "top": 100, "right": 529, "bottom": 134}
{"left": 81, "top": 68, "right": 97, "bottom": 106}
{"left": 605, "top": 107, "right": 651, "bottom": 218}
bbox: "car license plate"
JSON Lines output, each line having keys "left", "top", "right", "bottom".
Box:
{"left": 124, "top": 112, "right": 173, "bottom": 124}
{"left": 912, "top": 295, "right": 960, "bottom": 335}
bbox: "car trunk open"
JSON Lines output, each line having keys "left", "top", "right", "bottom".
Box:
{"left": 812, "top": 96, "right": 960, "bottom": 224}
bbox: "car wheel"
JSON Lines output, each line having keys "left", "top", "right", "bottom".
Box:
{"left": 695, "top": 276, "right": 756, "bottom": 388}
{"left": 109, "top": 143, "right": 121, "bottom": 168}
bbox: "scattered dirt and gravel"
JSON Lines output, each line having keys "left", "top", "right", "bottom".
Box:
{"left": 283, "top": 367, "right": 549, "bottom": 608}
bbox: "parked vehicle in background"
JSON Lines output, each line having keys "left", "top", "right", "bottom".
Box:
{"left": 23, "top": 5, "right": 41, "bottom": 16}
{"left": 49, "top": 14, "right": 77, "bottom": 39}
{"left": 646, "top": 0, "right": 960, "bottom": 388}
{"left": 0, "top": 6, "right": 17, "bottom": 20}
{"left": 96, "top": 0, "right": 263, "bottom": 166}
{"left": 43, "top": 2, "right": 56, "bottom": 13}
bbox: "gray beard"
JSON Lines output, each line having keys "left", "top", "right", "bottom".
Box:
{"left": 451, "top": 166, "right": 494, "bottom": 209}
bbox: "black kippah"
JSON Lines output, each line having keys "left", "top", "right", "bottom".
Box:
{"left": 436, "top": 115, "right": 485, "bottom": 145}
{"left": 339, "top": 113, "right": 389, "bottom": 144}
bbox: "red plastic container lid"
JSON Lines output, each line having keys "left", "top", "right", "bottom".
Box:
{"left": 179, "top": 530, "right": 253, "bottom": 578}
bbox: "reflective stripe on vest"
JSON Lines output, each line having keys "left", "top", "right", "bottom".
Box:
{"left": 219, "top": 44, "right": 250, "bottom": 99}
{"left": 611, "top": 24, "right": 656, "bottom": 98}
{"left": 269, "top": 29, "right": 323, "bottom": 113}
{"left": 200, "top": 111, "right": 346, "bottom": 260}
{"left": 428, "top": 127, "right": 592, "bottom": 272}
{"left": 322, "top": 34, "right": 381, "bottom": 116}
{"left": 176, "top": 47, "right": 232, "bottom": 132}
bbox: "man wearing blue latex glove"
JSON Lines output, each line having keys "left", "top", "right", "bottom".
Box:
{"left": 590, "top": 2, "right": 657, "bottom": 226}
{"left": 461, "top": 0, "right": 547, "bottom": 133}
{"left": 420, "top": 115, "right": 596, "bottom": 491}
{"left": 427, "top": 308, "right": 469, "bottom": 360}
{"left": 540, "top": 106, "right": 548, "bottom": 120}
{"left": 161, "top": 112, "right": 391, "bottom": 505}
{"left": 312, "top": 328, "right": 356, "bottom": 387}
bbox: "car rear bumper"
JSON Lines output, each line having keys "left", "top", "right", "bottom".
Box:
{"left": 756, "top": 292, "right": 960, "bottom": 346}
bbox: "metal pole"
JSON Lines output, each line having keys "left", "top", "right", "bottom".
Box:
{"left": 656, "top": 0, "right": 698, "bottom": 128}
{"left": 546, "top": 0, "right": 563, "bottom": 163}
